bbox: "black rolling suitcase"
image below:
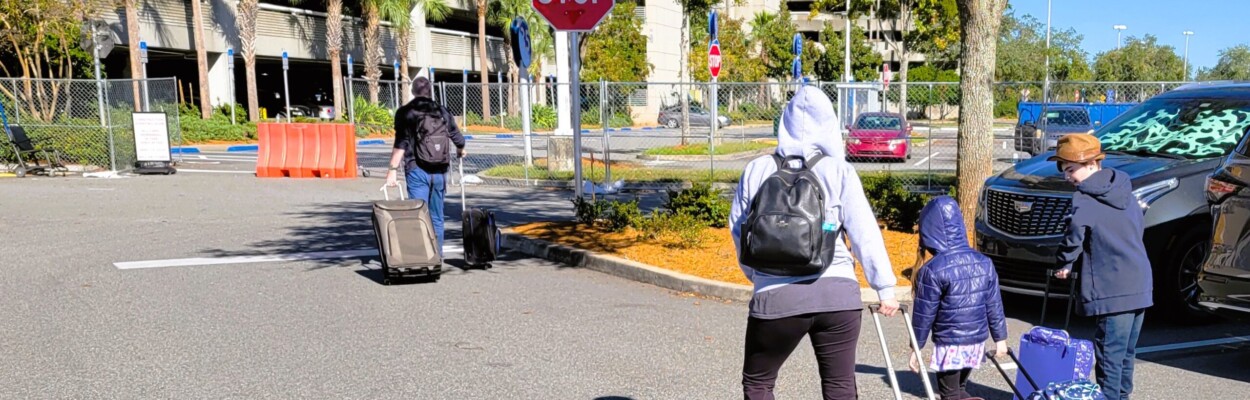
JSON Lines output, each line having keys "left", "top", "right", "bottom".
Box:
{"left": 459, "top": 158, "right": 500, "bottom": 268}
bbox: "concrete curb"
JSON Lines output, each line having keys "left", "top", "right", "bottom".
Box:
{"left": 502, "top": 229, "right": 912, "bottom": 303}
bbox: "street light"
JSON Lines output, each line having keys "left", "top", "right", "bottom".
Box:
{"left": 1113, "top": 25, "right": 1127, "bottom": 49}
{"left": 1183, "top": 30, "right": 1195, "bottom": 81}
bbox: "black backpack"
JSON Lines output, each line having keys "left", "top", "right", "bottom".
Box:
{"left": 739, "top": 153, "right": 835, "bottom": 276}
{"left": 407, "top": 102, "right": 452, "bottom": 168}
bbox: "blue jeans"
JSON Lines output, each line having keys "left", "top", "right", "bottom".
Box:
{"left": 406, "top": 167, "right": 446, "bottom": 256}
{"left": 1095, "top": 309, "right": 1145, "bottom": 400}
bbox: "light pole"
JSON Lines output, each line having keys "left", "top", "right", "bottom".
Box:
{"left": 1182, "top": 30, "right": 1194, "bottom": 81}
{"left": 1113, "top": 25, "right": 1127, "bottom": 49}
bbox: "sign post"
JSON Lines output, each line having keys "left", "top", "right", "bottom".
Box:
{"left": 347, "top": 54, "right": 355, "bottom": 124}
{"left": 139, "top": 41, "right": 150, "bottom": 112}
{"left": 282, "top": 50, "right": 291, "bottom": 122}
{"left": 532, "top": 0, "right": 615, "bottom": 198}
{"left": 510, "top": 17, "right": 534, "bottom": 181}
{"left": 394, "top": 60, "right": 401, "bottom": 108}
{"left": 708, "top": 11, "right": 720, "bottom": 180}
{"left": 228, "top": 48, "right": 236, "bottom": 124}
{"left": 883, "top": 63, "right": 890, "bottom": 111}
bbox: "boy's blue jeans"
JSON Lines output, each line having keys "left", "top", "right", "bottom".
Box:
{"left": 406, "top": 167, "right": 446, "bottom": 256}
{"left": 1095, "top": 309, "right": 1145, "bottom": 400}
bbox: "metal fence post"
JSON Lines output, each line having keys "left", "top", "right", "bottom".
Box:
{"left": 928, "top": 82, "right": 934, "bottom": 189}
{"left": 600, "top": 79, "right": 610, "bottom": 185}
{"left": 498, "top": 71, "right": 504, "bottom": 129}
{"left": 461, "top": 70, "right": 468, "bottom": 127}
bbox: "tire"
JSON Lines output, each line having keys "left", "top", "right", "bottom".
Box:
{"left": 15, "top": 167, "right": 25, "bottom": 178}
{"left": 664, "top": 118, "right": 679, "bottom": 129}
{"left": 1161, "top": 229, "right": 1219, "bottom": 324}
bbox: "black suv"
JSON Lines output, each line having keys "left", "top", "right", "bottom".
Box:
{"left": 1197, "top": 91, "right": 1250, "bottom": 321}
{"left": 976, "top": 83, "right": 1250, "bottom": 319}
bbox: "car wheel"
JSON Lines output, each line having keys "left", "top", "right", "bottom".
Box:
{"left": 1163, "top": 229, "right": 1219, "bottom": 324}
{"left": 664, "top": 118, "right": 679, "bottom": 129}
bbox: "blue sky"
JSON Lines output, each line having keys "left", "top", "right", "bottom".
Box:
{"left": 1008, "top": 0, "right": 1249, "bottom": 71}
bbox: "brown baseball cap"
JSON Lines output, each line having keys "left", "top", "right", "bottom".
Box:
{"left": 1047, "top": 134, "right": 1105, "bottom": 169}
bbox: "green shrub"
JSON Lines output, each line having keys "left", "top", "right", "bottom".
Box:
{"left": 637, "top": 210, "right": 707, "bottom": 248}
{"left": 663, "top": 183, "right": 730, "bottom": 228}
{"left": 181, "top": 117, "right": 256, "bottom": 143}
{"left": 531, "top": 104, "right": 557, "bottom": 129}
{"left": 352, "top": 95, "right": 394, "bottom": 137}
{"left": 858, "top": 172, "right": 954, "bottom": 232}
{"left": 571, "top": 196, "right": 610, "bottom": 225}
{"left": 605, "top": 199, "right": 642, "bottom": 232}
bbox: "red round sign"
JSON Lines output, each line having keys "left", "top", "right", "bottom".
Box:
{"left": 532, "top": 0, "right": 616, "bottom": 32}
{"left": 708, "top": 43, "right": 722, "bottom": 78}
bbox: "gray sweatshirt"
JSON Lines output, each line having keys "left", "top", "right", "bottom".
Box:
{"left": 730, "top": 86, "right": 898, "bottom": 319}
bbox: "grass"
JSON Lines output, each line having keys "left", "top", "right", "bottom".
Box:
{"left": 641, "top": 141, "right": 775, "bottom": 156}
{"left": 481, "top": 160, "right": 743, "bottom": 183}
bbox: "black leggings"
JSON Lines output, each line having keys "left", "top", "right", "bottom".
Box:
{"left": 936, "top": 368, "right": 973, "bottom": 400}
{"left": 742, "top": 310, "right": 861, "bottom": 400}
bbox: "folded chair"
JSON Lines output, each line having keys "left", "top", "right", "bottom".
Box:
{"left": 2, "top": 125, "right": 68, "bottom": 177}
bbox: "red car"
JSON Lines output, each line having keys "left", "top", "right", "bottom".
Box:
{"left": 845, "top": 112, "right": 913, "bottom": 161}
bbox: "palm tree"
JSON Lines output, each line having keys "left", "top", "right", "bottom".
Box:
{"left": 327, "top": 0, "right": 346, "bottom": 119}
{"left": 476, "top": 0, "right": 492, "bottom": 119}
{"left": 236, "top": 0, "right": 260, "bottom": 121}
{"left": 191, "top": 0, "right": 211, "bottom": 119}
{"left": 382, "top": 0, "right": 450, "bottom": 105}
{"left": 361, "top": 0, "right": 383, "bottom": 104}
{"left": 487, "top": 0, "right": 547, "bottom": 115}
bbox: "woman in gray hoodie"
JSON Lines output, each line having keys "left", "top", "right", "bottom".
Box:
{"left": 731, "top": 86, "right": 900, "bottom": 399}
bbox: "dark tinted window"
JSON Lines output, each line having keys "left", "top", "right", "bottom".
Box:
{"left": 856, "top": 115, "right": 902, "bottom": 129}
{"left": 1043, "top": 109, "right": 1090, "bottom": 126}
{"left": 1098, "top": 98, "right": 1250, "bottom": 159}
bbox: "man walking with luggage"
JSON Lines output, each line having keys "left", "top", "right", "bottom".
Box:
{"left": 1051, "top": 134, "right": 1152, "bottom": 400}
{"left": 386, "top": 77, "right": 466, "bottom": 255}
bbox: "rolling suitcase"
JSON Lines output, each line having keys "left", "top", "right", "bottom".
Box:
{"left": 459, "top": 157, "right": 500, "bottom": 268}
{"left": 372, "top": 185, "right": 443, "bottom": 285}
{"left": 868, "top": 304, "right": 937, "bottom": 400}
{"left": 1012, "top": 270, "right": 1096, "bottom": 399}
{"left": 986, "top": 348, "right": 1105, "bottom": 400}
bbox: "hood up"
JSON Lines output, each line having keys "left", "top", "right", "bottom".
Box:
{"left": 777, "top": 85, "right": 844, "bottom": 159}
{"left": 918, "top": 196, "right": 971, "bottom": 254}
{"left": 1078, "top": 168, "right": 1135, "bottom": 210}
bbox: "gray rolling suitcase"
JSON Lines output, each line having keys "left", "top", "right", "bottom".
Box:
{"left": 373, "top": 186, "right": 443, "bottom": 285}
{"left": 868, "top": 304, "right": 938, "bottom": 400}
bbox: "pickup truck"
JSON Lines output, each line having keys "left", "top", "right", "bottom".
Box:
{"left": 1013, "top": 102, "right": 1138, "bottom": 156}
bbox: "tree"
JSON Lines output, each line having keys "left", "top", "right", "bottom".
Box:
{"left": 688, "top": 16, "right": 766, "bottom": 83}
{"left": 489, "top": 0, "right": 547, "bottom": 114}
{"left": 476, "top": 0, "right": 491, "bottom": 119}
{"left": 954, "top": 0, "right": 1008, "bottom": 230}
{"left": 0, "top": 0, "right": 95, "bottom": 121}
{"left": 811, "top": 0, "right": 961, "bottom": 112}
{"left": 749, "top": 8, "right": 798, "bottom": 81}
{"left": 360, "top": 0, "right": 383, "bottom": 104}
{"left": 806, "top": 22, "right": 883, "bottom": 82}
{"left": 1198, "top": 44, "right": 1250, "bottom": 81}
{"left": 122, "top": 0, "right": 142, "bottom": 111}
{"left": 191, "top": 0, "right": 212, "bottom": 119}
{"left": 996, "top": 9, "right": 1092, "bottom": 83}
{"left": 236, "top": 0, "right": 260, "bottom": 121}
{"left": 290, "top": 0, "right": 347, "bottom": 120}
{"left": 1093, "top": 35, "right": 1184, "bottom": 82}
{"left": 581, "top": 1, "right": 651, "bottom": 83}
{"left": 383, "top": 0, "right": 450, "bottom": 105}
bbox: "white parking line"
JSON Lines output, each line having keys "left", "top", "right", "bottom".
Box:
{"left": 177, "top": 169, "right": 255, "bottom": 174}
{"left": 114, "top": 246, "right": 464, "bottom": 270}
{"left": 912, "top": 152, "right": 938, "bottom": 167}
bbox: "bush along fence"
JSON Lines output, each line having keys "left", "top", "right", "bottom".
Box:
{"left": 0, "top": 77, "right": 183, "bottom": 173}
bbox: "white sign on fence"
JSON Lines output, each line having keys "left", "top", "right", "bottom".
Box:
{"left": 132, "top": 112, "right": 171, "bottom": 162}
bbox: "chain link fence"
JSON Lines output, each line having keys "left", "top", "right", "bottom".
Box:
{"left": 0, "top": 77, "right": 182, "bottom": 174}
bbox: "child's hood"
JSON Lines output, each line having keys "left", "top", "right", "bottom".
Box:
{"left": 918, "top": 196, "right": 971, "bottom": 254}
{"left": 1077, "top": 168, "right": 1134, "bottom": 210}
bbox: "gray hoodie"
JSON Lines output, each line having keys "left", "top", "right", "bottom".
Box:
{"left": 730, "top": 86, "right": 897, "bottom": 319}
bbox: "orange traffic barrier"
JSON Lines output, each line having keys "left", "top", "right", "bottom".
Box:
{"left": 255, "top": 123, "right": 358, "bottom": 178}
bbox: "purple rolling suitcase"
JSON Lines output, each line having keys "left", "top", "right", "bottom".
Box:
{"left": 1013, "top": 270, "right": 1096, "bottom": 400}
{"left": 987, "top": 348, "right": 1104, "bottom": 400}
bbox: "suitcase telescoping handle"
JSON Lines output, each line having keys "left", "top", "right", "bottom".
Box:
{"left": 985, "top": 347, "right": 1041, "bottom": 400}
{"left": 381, "top": 183, "right": 406, "bottom": 201}
{"left": 1041, "top": 269, "right": 1079, "bottom": 330}
{"left": 867, "top": 304, "right": 937, "bottom": 400}
{"left": 459, "top": 155, "right": 467, "bottom": 212}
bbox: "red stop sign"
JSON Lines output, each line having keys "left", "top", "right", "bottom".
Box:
{"left": 533, "top": 0, "right": 616, "bottom": 32}
{"left": 708, "top": 42, "right": 722, "bottom": 78}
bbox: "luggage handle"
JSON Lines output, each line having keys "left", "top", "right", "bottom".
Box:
{"left": 1041, "top": 269, "right": 1079, "bottom": 331}
{"left": 867, "top": 304, "right": 937, "bottom": 400}
{"left": 985, "top": 348, "right": 1041, "bottom": 400}
{"left": 459, "top": 155, "right": 467, "bottom": 212}
{"left": 380, "top": 183, "right": 406, "bottom": 201}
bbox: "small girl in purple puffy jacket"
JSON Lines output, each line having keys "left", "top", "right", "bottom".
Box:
{"left": 908, "top": 196, "right": 1010, "bottom": 400}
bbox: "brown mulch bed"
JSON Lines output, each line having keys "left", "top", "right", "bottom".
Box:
{"left": 512, "top": 221, "right": 919, "bottom": 288}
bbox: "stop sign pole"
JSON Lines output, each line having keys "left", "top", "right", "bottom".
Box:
{"left": 532, "top": 0, "right": 615, "bottom": 198}
{"left": 708, "top": 11, "right": 719, "bottom": 180}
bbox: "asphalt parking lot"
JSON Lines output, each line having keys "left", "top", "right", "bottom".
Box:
{"left": 2, "top": 172, "right": 1248, "bottom": 399}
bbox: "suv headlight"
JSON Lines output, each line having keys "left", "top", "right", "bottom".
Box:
{"left": 1132, "top": 178, "right": 1179, "bottom": 211}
